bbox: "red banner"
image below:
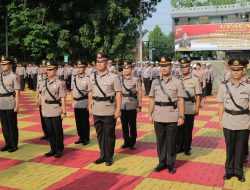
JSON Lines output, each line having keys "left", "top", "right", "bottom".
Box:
{"left": 174, "top": 22, "right": 250, "bottom": 51}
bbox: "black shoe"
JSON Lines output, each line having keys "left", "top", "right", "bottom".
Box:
{"left": 106, "top": 159, "right": 113, "bottom": 166}
{"left": 40, "top": 135, "right": 48, "bottom": 140}
{"left": 223, "top": 174, "right": 233, "bottom": 180}
{"left": 236, "top": 175, "right": 246, "bottom": 182}
{"left": 74, "top": 139, "right": 83, "bottom": 144}
{"left": 8, "top": 147, "right": 18, "bottom": 153}
{"left": 94, "top": 157, "right": 106, "bottom": 164}
{"left": 184, "top": 151, "right": 191, "bottom": 156}
{"left": 130, "top": 144, "right": 136, "bottom": 150}
{"left": 121, "top": 144, "right": 130, "bottom": 149}
{"left": 54, "top": 151, "right": 63, "bottom": 158}
{"left": 168, "top": 166, "right": 176, "bottom": 174}
{"left": 154, "top": 163, "right": 168, "bottom": 172}
{"left": 45, "top": 150, "right": 55, "bottom": 157}
{"left": 176, "top": 148, "right": 184, "bottom": 154}
{"left": 82, "top": 140, "right": 90, "bottom": 145}
{"left": 0, "top": 146, "right": 10, "bottom": 152}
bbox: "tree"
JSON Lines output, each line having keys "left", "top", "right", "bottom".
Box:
{"left": 0, "top": 0, "right": 161, "bottom": 62}
{"left": 146, "top": 25, "right": 174, "bottom": 61}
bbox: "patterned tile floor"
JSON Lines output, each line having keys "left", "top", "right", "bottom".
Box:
{"left": 0, "top": 89, "right": 249, "bottom": 190}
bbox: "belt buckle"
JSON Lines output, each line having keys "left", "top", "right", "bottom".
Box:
{"left": 160, "top": 102, "right": 164, "bottom": 107}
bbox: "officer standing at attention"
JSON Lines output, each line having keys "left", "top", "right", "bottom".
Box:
{"left": 217, "top": 58, "right": 250, "bottom": 182}
{"left": 120, "top": 60, "right": 142, "bottom": 150}
{"left": 26, "top": 63, "right": 33, "bottom": 90}
{"left": 0, "top": 56, "right": 21, "bottom": 152}
{"left": 88, "top": 53, "right": 122, "bottom": 166}
{"left": 177, "top": 58, "right": 202, "bottom": 155}
{"left": 32, "top": 64, "right": 38, "bottom": 91}
{"left": 35, "top": 60, "right": 48, "bottom": 140}
{"left": 41, "top": 61, "right": 67, "bottom": 158}
{"left": 143, "top": 62, "right": 152, "bottom": 96}
{"left": 57, "top": 63, "right": 65, "bottom": 81}
{"left": 149, "top": 57, "right": 185, "bottom": 174}
{"left": 71, "top": 60, "right": 91, "bottom": 145}
{"left": 15, "top": 62, "right": 26, "bottom": 91}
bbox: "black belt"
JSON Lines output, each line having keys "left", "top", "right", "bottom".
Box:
{"left": 122, "top": 94, "right": 137, "bottom": 99}
{"left": 93, "top": 96, "right": 114, "bottom": 102}
{"left": 155, "top": 101, "right": 176, "bottom": 107}
{"left": 74, "top": 96, "right": 88, "bottom": 101}
{"left": 184, "top": 97, "right": 195, "bottom": 103}
{"left": 0, "top": 92, "right": 15, "bottom": 97}
{"left": 224, "top": 108, "right": 249, "bottom": 115}
{"left": 45, "top": 100, "right": 61, "bottom": 104}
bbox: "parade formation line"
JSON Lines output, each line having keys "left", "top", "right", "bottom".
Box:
{"left": 0, "top": 90, "right": 249, "bottom": 190}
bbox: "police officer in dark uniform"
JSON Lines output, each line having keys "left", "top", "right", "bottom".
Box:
{"left": 177, "top": 59, "right": 202, "bottom": 155}
{"left": 120, "top": 60, "right": 142, "bottom": 150}
{"left": 36, "top": 60, "right": 48, "bottom": 140}
{"left": 217, "top": 58, "right": 250, "bottom": 182}
{"left": 149, "top": 57, "right": 186, "bottom": 174}
{"left": 71, "top": 60, "right": 91, "bottom": 145}
{"left": 0, "top": 56, "right": 21, "bottom": 152}
{"left": 41, "top": 61, "right": 67, "bottom": 158}
{"left": 88, "top": 53, "right": 122, "bottom": 166}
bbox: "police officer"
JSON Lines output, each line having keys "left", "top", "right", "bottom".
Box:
{"left": 206, "top": 63, "right": 214, "bottom": 96}
{"left": 31, "top": 64, "right": 38, "bottom": 91}
{"left": 58, "top": 63, "right": 65, "bottom": 81}
{"left": 143, "top": 62, "right": 152, "bottom": 96}
{"left": 26, "top": 63, "right": 33, "bottom": 90}
{"left": 149, "top": 57, "right": 186, "bottom": 174}
{"left": 15, "top": 62, "right": 26, "bottom": 91}
{"left": 177, "top": 58, "right": 202, "bottom": 155}
{"left": 71, "top": 60, "right": 91, "bottom": 145}
{"left": 35, "top": 60, "right": 48, "bottom": 140}
{"left": 88, "top": 53, "right": 122, "bottom": 166}
{"left": 217, "top": 58, "right": 250, "bottom": 182}
{"left": 0, "top": 56, "right": 21, "bottom": 152}
{"left": 41, "top": 61, "right": 67, "bottom": 158}
{"left": 108, "top": 60, "right": 116, "bottom": 74}
{"left": 120, "top": 60, "right": 142, "bottom": 150}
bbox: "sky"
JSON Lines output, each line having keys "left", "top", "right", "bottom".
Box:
{"left": 142, "top": 0, "right": 172, "bottom": 41}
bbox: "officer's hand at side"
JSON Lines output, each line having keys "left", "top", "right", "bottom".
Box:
{"left": 114, "top": 110, "right": 121, "bottom": 119}
{"left": 61, "top": 113, "right": 66, "bottom": 119}
{"left": 194, "top": 109, "right": 199, "bottom": 116}
{"left": 219, "top": 121, "right": 223, "bottom": 129}
{"left": 137, "top": 107, "right": 141, "bottom": 112}
{"left": 89, "top": 108, "right": 93, "bottom": 117}
{"left": 177, "top": 118, "right": 184, "bottom": 126}
{"left": 148, "top": 115, "right": 153, "bottom": 124}
{"left": 14, "top": 106, "right": 19, "bottom": 113}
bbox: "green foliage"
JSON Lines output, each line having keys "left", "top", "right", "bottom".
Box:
{"left": 146, "top": 25, "right": 175, "bottom": 61}
{"left": 0, "top": 0, "right": 161, "bottom": 61}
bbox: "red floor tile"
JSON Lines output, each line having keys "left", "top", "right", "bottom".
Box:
{"left": 32, "top": 148, "right": 100, "bottom": 168}
{"left": 0, "top": 158, "right": 23, "bottom": 171}
{"left": 203, "top": 121, "right": 220, "bottom": 129}
{"left": 116, "top": 142, "right": 157, "bottom": 157}
{"left": 46, "top": 169, "right": 143, "bottom": 190}
{"left": 149, "top": 160, "right": 225, "bottom": 187}
{"left": 192, "top": 136, "right": 225, "bottom": 149}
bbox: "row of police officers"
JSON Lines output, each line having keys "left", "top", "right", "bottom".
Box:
{"left": 0, "top": 54, "right": 249, "bottom": 182}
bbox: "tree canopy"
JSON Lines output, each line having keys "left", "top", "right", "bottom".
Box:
{"left": 145, "top": 25, "right": 174, "bottom": 61}
{"left": 0, "top": 0, "right": 161, "bottom": 62}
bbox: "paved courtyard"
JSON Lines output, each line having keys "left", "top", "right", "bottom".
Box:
{"left": 0, "top": 90, "right": 249, "bottom": 190}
